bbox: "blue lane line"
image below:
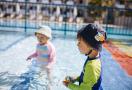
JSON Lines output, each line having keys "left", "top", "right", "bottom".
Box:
{"left": 0, "top": 36, "right": 28, "bottom": 51}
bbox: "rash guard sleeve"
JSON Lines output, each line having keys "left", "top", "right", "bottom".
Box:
{"left": 68, "top": 60, "right": 101, "bottom": 90}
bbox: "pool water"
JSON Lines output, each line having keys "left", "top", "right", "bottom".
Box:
{"left": 0, "top": 19, "right": 82, "bottom": 31}
{"left": 0, "top": 34, "right": 132, "bottom": 90}
{"left": 0, "top": 31, "right": 27, "bottom": 51}
{"left": 1, "top": 19, "right": 132, "bottom": 36}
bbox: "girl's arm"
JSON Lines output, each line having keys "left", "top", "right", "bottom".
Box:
{"left": 68, "top": 61, "right": 101, "bottom": 90}
{"left": 74, "top": 76, "right": 80, "bottom": 82}
{"left": 27, "top": 52, "right": 38, "bottom": 60}
{"left": 46, "top": 45, "right": 56, "bottom": 69}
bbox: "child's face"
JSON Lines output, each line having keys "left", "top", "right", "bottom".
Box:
{"left": 36, "top": 33, "right": 49, "bottom": 45}
{"left": 77, "top": 38, "right": 92, "bottom": 54}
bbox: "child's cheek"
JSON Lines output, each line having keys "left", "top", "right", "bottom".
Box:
{"left": 79, "top": 48, "right": 84, "bottom": 54}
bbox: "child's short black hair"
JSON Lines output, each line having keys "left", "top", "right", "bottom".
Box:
{"left": 77, "top": 24, "right": 107, "bottom": 51}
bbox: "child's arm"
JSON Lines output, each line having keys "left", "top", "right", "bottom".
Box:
{"left": 63, "top": 76, "right": 80, "bottom": 84}
{"left": 46, "top": 45, "right": 56, "bottom": 69}
{"left": 74, "top": 76, "right": 80, "bottom": 82}
{"left": 67, "top": 62, "right": 101, "bottom": 90}
{"left": 27, "top": 52, "right": 38, "bottom": 60}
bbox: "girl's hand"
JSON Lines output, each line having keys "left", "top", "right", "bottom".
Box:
{"left": 65, "top": 76, "right": 76, "bottom": 83}
{"left": 63, "top": 76, "right": 76, "bottom": 87}
{"left": 63, "top": 80, "right": 70, "bottom": 87}
{"left": 26, "top": 57, "right": 32, "bottom": 61}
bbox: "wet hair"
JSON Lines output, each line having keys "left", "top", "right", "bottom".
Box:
{"left": 77, "top": 24, "right": 107, "bottom": 51}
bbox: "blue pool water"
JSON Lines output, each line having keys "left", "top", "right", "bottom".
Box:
{"left": 0, "top": 31, "right": 27, "bottom": 51}
{"left": 0, "top": 33, "right": 132, "bottom": 90}
{"left": 0, "top": 19, "right": 82, "bottom": 31}
{"left": 1, "top": 19, "right": 132, "bottom": 36}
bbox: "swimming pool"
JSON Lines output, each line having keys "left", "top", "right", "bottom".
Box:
{"left": 0, "top": 34, "right": 132, "bottom": 90}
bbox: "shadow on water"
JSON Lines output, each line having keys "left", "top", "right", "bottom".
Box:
{"left": 0, "top": 72, "right": 24, "bottom": 89}
{"left": 0, "top": 69, "right": 48, "bottom": 90}
{"left": 11, "top": 72, "right": 35, "bottom": 90}
{"left": 10, "top": 67, "right": 49, "bottom": 90}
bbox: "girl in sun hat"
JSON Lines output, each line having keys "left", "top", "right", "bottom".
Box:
{"left": 27, "top": 25, "right": 56, "bottom": 90}
{"left": 35, "top": 25, "right": 52, "bottom": 39}
{"left": 63, "top": 23, "right": 107, "bottom": 90}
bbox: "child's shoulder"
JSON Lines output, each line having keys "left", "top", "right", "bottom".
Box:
{"left": 47, "top": 41, "right": 55, "bottom": 50}
{"left": 47, "top": 41, "right": 53, "bottom": 45}
{"left": 86, "top": 59, "right": 101, "bottom": 67}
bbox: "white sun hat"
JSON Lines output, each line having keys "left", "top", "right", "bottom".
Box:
{"left": 35, "top": 25, "right": 52, "bottom": 39}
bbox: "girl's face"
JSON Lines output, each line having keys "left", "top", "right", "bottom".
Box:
{"left": 36, "top": 33, "right": 49, "bottom": 45}
{"left": 77, "top": 38, "right": 92, "bottom": 54}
